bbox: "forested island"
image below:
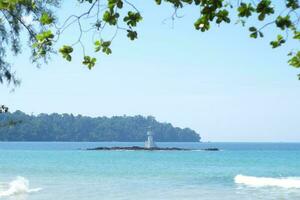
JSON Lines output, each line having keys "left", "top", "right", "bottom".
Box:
{"left": 0, "top": 111, "right": 200, "bottom": 142}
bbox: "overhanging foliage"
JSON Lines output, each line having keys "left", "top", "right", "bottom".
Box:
{"left": 1, "top": 0, "right": 300, "bottom": 83}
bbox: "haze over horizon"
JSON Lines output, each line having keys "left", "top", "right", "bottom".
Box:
{"left": 1, "top": 1, "right": 300, "bottom": 142}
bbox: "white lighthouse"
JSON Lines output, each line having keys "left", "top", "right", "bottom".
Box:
{"left": 145, "top": 127, "right": 156, "bottom": 148}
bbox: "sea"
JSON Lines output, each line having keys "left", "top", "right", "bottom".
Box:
{"left": 0, "top": 142, "right": 300, "bottom": 200}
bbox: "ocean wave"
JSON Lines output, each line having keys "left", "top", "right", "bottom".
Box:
{"left": 234, "top": 174, "right": 300, "bottom": 189}
{"left": 0, "top": 176, "right": 42, "bottom": 197}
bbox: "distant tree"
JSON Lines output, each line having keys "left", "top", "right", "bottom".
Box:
{"left": 1, "top": 0, "right": 300, "bottom": 84}
{"left": 0, "top": 105, "right": 23, "bottom": 127}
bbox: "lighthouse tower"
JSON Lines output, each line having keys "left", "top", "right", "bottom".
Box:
{"left": 145, "top": 127, "right": 156, "bottom": 148}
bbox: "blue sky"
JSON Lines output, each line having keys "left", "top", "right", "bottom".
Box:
{"left": 1, "top": 1, "right": 300, "bottom": 142}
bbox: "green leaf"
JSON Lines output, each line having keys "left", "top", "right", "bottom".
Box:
{"left": 238, "top": 3, "right": 255, "bottom": 18}
{"left": 59, "top": 45, "right": 73, "bottom": 61}
{"left": 94, "top": 40, "right": 112, "bottom": 55}
{"left": 94, "top": 40, "right": 102, "bottom": 52}
{"left": 123, "top": 12, "right": 143, "bottom": 27}
{"left": 194, "top": 16, "right": 210, "bottom": 32}
{"left": 249, "top": 27, "right": 261, "bottom": 39}
{"left": 256, "top": 0, "right": 274, "bottom": 21}
{"left": 102, "top": 41, "right": 112, "bottom": 55}
{"left": 293, "top": 31, "right": 300, "bottom": 40}
{"left": 275, "top": 15, "right": 292, "bottom": 30}
{"left": 155, "top": 0, "right": 162, "bottom": 5}
{"left": 127, "top": 30, "right": 138, "bottom": 40}
{"left": 82, "top": 56, "right": 97, "bottom": 69}
{"left": 216, "top": 10, "right": 230, "bottom": 24}
{"left": 249, "top": 27, "right": 257, "bottom": 32}
{"left": 250, "top": 32, "right": 258, "bottom": 38}
{"left": 288, "top": 51, "right": 300, "bottom": 68}
{"left": 36, "top": 30, "right": 54, "bottom": 42}
{"left": 103, "top": 10, "right": 119, "bottom": 25}
{"left": 286, "top": 0, "right": 299, "bottom": 9}
{"left": 40, "top": 12, "right": 54, "bottom": 25}
{"left": 259, "top": 31, "right": 264, "bottom": 38}
{"left": 108, "top": 0, "right": 123, "bottom": 9}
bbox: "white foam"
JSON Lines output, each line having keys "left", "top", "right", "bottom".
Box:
{"left": 234, "top": 174, "right": 300, "bottom": 189}
{"left": 0, "top": 177, "right": 42, "bottom": 197}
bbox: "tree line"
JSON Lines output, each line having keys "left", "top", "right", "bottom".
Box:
{"left": 0, "top": 111, "right": 201, "bottom": 142}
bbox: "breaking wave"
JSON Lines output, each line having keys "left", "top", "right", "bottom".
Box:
{"left": 0, "top": 177, "right": 42, "bottom": 197}
{"left": 234, "top": 174, "right": 300, "bottom": 189}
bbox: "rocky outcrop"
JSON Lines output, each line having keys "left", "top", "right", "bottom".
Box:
{"left": 87, "top": 146, "right": 220, "bottom": 151}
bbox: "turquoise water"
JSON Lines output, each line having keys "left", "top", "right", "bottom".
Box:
{"left": 0, "top": 142, "right": 300, "bottom": 200}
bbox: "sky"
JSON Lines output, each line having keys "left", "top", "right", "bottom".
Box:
{"left": 1, "top": 1, "right": 300, "bottom": 142}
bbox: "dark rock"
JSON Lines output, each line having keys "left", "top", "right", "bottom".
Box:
{"left": 203, "top": 148, "right": 219, "bottom": 151}
{"left": 87, "top": 146, "right": 190, "bottom": 151}
{"left": 86, "top": 146, "right": 220, "bottom": 151}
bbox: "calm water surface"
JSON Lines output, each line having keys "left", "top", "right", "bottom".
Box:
{"left": 0, "top": 142, "right": 300, "bottom": 200}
